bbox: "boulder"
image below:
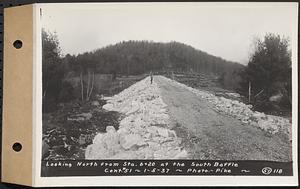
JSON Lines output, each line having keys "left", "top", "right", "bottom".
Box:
{"left": 85, "top": 126, "right": 121, "bottom": 159}
{"left": 104, "top": 128, "right": 120, "bottom": 151}
{"left": 111, "top": 151, "right": 139, "bottom": 159}
{"left": 103, "top": 104, "right": 114, "bottom": 111}
{"left": 91, "top": 101, "right": 100, "bottom": 106}
{"left": 147, "top": 126, "right": 177, "bottom": 138}
{"left": 85, "top": 142, "right": 110, "bottom": 159}
{"left": 226, "top": 92, "right": 241, "bottom": 98}
{"left": 257, "top": 119, "right": 279, "bottom": 134}
{"left": 106, "top": 126, "right": 116, "bottom": 133}
{"left": 147, "top": 141, "right": 161, "bottom": 150}
{"left": 269, "top": 93, "right": 283, "bottom": 102}
{"left": 174, "top": 149, "right": 188, "bottom": 159}
{"left": 92, "top": 133, "right": 104, "bottom": 144}
{"left": 125, "top": 101, "right": 140, "bottom": 115}
{"left": 252, "top": 111, "right": 266, "bottom": 120}
{"left": 120, "top": 134, "right": 147, "bottom": 150}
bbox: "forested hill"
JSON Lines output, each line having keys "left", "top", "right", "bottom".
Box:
{"left": 64, "top": 41, "right": 245, "bottom": 88}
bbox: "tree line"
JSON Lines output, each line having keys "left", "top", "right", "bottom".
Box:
{"left": 63, "top": 40, "right": 243, "bottom": 80}
{"left": 43, "top": 29, "right": 292, "bottom": 114}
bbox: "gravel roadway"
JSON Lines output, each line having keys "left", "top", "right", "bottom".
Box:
{"left": 155, "top": 76, "right": 292, "bottom": 161}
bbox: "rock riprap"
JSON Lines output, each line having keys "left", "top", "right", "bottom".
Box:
{"left": 85, "top": 77, "right": 187, "bottom": 159}
{"left": 159, "top": 76, "right": 291, "bottom": 139}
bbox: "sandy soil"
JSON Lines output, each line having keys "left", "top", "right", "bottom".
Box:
{"left": 155, "top": 76, "right": 292, "bottom": 161}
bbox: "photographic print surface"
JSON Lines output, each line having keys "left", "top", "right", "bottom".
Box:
{"left": 39, "top": 2, "right": 298, "bottom": 180}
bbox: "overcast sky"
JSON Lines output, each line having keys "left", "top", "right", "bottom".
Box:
{"left": 40, "top": 2, "right": 298, "bottom": 64}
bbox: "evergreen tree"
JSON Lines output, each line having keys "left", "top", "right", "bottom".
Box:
{"left": 239, "top": 33, "right": 292, "bottom": 111}
{"left": 42, "top": 30, "right": 63, "bottom": 100}
{"left": 42, "top": 30, "right": 74, "bottom": 112}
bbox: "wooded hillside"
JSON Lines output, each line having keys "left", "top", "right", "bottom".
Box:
{"left": 43, "top": 30, "right": 291, "bottom": 115}
{"left": 63, "top": 41, "right": 244, "bottom": 89}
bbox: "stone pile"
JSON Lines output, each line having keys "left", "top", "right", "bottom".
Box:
{"left": 160, "top": 76, "right": 292, "bottom": 139}
{"left": 85, "top": 77, "right": 187, "bottom": 159}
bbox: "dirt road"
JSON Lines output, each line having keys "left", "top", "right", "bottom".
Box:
{"left": 155, "top": 76, "right": 292, "bottom": 161}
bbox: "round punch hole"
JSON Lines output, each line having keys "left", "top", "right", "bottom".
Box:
{"left": 12, "top": 142, "right": 22, "bottom": 152}
{"left": 13, "top": 40, "right": 23, "bottom": 49}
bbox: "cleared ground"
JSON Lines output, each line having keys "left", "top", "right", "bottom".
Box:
{"left": 155, "top": 76, "right": 292, "bottom": 161}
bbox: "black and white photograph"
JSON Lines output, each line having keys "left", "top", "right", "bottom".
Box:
{"left": 39, "top": 2, "right": 298, "bottom": 179}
